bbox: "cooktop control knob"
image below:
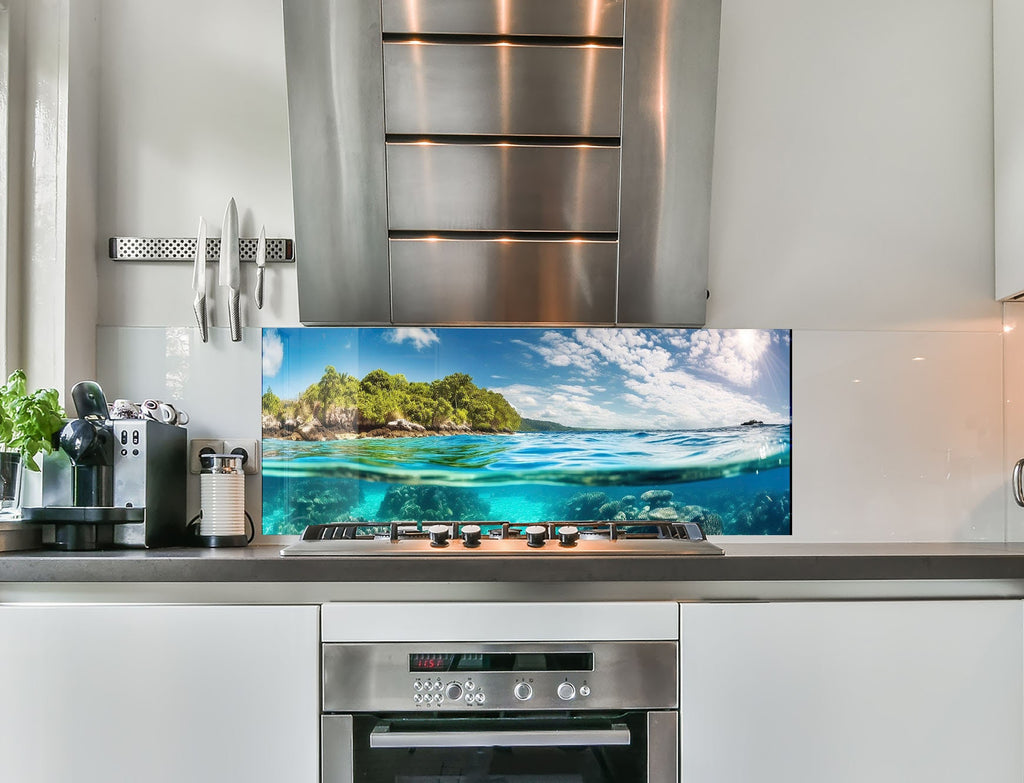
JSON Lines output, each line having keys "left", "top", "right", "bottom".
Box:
{"left": 557, "top": 682, "right": 576, "bottom": 701}
{"left": 513, "top": 682, "right": 533, "bottom": 701}
{"left": 428, "top": 524, "right": 450, "bottom": 547}
{"left": 525, "top": 525, "right": 547, "bottom": 548}
{"left": 557, "top": 526, "right": 579, "bottom": 547}
{"left": 461, "top": 524, "right": 482, "bottom": 548}
{"left": 445, "top": 682, "right": 464, "bottom": 702}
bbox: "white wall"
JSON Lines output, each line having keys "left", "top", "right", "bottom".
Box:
{"left": 96, "top": 0, "right": 297, "bottom": 328}
{"left": 91, "top": 0, "right": 1004, "bottom": 541}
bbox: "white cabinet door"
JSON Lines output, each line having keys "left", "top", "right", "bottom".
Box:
{"left": 996, "top": 0, "right": 1024, "bottom": 299}
{"left": 680, "top": 601, "right": 1023, "bottom": 783}
{"left": 0, "top": 604, "right": 319, "bottom": 783}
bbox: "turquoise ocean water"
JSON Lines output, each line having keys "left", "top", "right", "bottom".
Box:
{"left": 262, "top": 425, "right": 791, "bottom": 536}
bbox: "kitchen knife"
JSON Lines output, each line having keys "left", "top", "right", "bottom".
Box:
{"left": 192, "top": 216, "right": 209, "bottom": 342}
{"left": 219, "top": 197, "right": 241, "bottom": 342}
{"left": 254, "top": 224, "right": 266, "bottom": 310}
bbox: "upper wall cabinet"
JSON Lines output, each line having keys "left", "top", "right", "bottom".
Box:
{"left": 283, "top": 0, "right": 721, "bottom": 326}
{"left": 996, "top": 0, "right": 1024, "bottom": 300}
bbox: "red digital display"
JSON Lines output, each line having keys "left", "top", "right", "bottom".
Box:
{"left": 410, "top": 654, "right": 454, "bottom": 672}
{"left": 409, "top": 652, "right": 593, "bottom": 673}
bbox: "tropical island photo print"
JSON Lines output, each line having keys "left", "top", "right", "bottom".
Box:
{"left": 261, "top": 327, "right": 792, "bottom": 536}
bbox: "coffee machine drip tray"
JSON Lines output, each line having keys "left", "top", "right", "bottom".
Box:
{"left": 21, "top": 506, "right": 146, "bottom": 551}
{"left": 22, "top": 507, "right": 145, "bottom": 523}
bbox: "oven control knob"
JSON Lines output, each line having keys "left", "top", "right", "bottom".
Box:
{"left": 525, "top": 525, "right": 547, "bottom": 548}
{"left": 513, "top": 682, "right": 533, "bottom": 701}
{"left": 557, "top": 526, "right": 579, "bottom": 546}
{"left": 461, "top": 524, "right": 482, "bottom": 548}
{"left": 428, "top": 524, "right": 450, "bottom": 547}
{"left": 445, "top": 682, "right": 464, "bottom": 701}
{"left": 579, "top": 685, "right": 591, "bottom": 697}
{"left": 557, "top": 682, "right": 576, "bottom": 701}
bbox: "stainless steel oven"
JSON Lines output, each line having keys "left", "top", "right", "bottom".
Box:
{"left": 321, "top": 641, "right": 678, "bottom": 782}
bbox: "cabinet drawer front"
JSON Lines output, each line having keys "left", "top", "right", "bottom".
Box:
{"left": 386, "top": 143, "right": 621, "bottom": 232}
{"left": 382, "top": 0, "right": 625, "bottom": 37}
{"left": 384, "top": 42, "right": 623, "bottom": 137}
{"left": 390, "top": 238, "right": 617, "bottom": 323}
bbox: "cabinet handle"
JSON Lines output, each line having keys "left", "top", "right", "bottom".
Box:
{"left": 1013, "top": 459, "right": 1024, "bottom": 507}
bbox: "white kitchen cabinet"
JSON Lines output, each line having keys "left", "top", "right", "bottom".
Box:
{"left": 996, "top": 0, "right": 1024, "bottom": 299}
{"left": 0, "top": 604, "right": 319, "bottom": 783}
{"left": 679, "top": 601, "right": 1023, "bottom": 783}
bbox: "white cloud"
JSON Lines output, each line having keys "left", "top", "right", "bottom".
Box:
{"left": 504, "top": 328, "right": 788, "bottom": 430}
{"left": 685, "top": 329, "right": 771, "bottom": 387}
{"left": 555, "top": 384, "right": 592, "bottom": 397}
{"left": 385, "top": 327, "right": 440, "bottom": 351}
{"left": 621, "top": 370, "right": 778, "bottom": 429}
{"left": 492, "top": 384, "right": 544, "bottom": 412}
{"left": 521, "top": 329, "right": 674, "bottom": 380}
{"left": 530, "top": 331, "right": 599, "bottom": 374}
{"left": 262, "top": 329, "right": 283, "bottom": 378}
{"left": 492, "top": 383, "right": 620, "bottom": 429}
{"left": 576, "top": 329, "right": 671, "bottom": 378}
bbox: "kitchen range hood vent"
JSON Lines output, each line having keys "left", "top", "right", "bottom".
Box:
{"left": 284, "top": 0, "right": 721, "bottom": 326}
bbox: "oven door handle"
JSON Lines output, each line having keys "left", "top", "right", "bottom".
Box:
{"left": 369, "top": 723, "right": 632, "bottom": 749}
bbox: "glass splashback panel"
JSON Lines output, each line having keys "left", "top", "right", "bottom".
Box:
{"left": 261, "top": 328, "right": 792, "bottom": 535}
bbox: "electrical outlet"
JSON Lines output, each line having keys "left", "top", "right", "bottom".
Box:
{"left": 223, "top": 438, "right": 260, "bottom": 475}
{"left": 189, "top": 439, "right": 224, "bottom": 474}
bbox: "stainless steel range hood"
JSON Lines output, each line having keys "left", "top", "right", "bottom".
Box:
{"left": 284, "top": 0, "right": 721, "bottom": 326}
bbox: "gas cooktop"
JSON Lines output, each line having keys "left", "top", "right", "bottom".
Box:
{"left": 280, "top": 520, "right": 724, "bottom": 557}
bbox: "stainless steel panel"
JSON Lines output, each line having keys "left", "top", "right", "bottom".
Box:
{"left": 283, "top": 0, "right": 391, "bottom": 325}
{"left": 390, "top": 238, "right": 617, "bottom": 323}
{"left": 382, "top": 0, "right": 625, "bottom": 37}
{"left": 386, "top": 143, "right": 621, "bottom": 231}
{"left": 322, "top": 641, "right": 678, "bottom": 712}
{"left": 617, "top": 0, "right": 721, "bottom": 325}
{"left": 0, "top": 522, "right": 42, "bottom": 553}
{"left": 384, "top": 42, "right": 623, "bottom": 137}
{"left": 322, "top": 715, "right": 354, "bottom": 783}
{"left": 282, "top": 534, "right": 722, "bottom": 555}
{"left": 647, "top": 711, "right": 679, "bottom": 783}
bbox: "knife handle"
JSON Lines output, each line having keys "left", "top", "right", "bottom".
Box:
{"left": 229, "top": 289, "right": 241, "bottom": 342}
{"left": 255, "top": 267, "right": 265, "bottom": 310}
{"left": 193, "top": 294, "right": 209, "bottom": 343}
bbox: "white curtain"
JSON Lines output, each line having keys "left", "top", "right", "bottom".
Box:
{"left": 0, "top": 1, "right": 11, "bottom": 379}
{"left": 0, "top": 0, "right": 100, "bottom": 401}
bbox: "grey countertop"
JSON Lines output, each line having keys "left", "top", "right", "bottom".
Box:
{"left": 3, "top": 542, "right": 1024, "bottom": 584}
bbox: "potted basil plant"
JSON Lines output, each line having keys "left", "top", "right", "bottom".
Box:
{"left": 0, "top": 370, "right": 65, "bottom": 515}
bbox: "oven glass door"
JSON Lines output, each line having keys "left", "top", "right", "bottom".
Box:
{"left": 324, "top": 712, "right": 675, "bottom": 783}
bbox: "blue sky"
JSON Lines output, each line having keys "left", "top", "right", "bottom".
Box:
{"left": 262, "top": 327, "right": 791, "bottom": 430}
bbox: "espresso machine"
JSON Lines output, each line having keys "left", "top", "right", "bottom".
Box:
{"left": 22, "top": 381, "right": 187, "bottom": 550}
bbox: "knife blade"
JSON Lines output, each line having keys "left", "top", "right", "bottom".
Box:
{"left": 254, "top": 224, "right": 266, "bottom": 310}
{"left": 192, "top": 217, "right": 209, "bottom": 342}
{"left": 219, "top": 197, "right": 241, "bottom": 342}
